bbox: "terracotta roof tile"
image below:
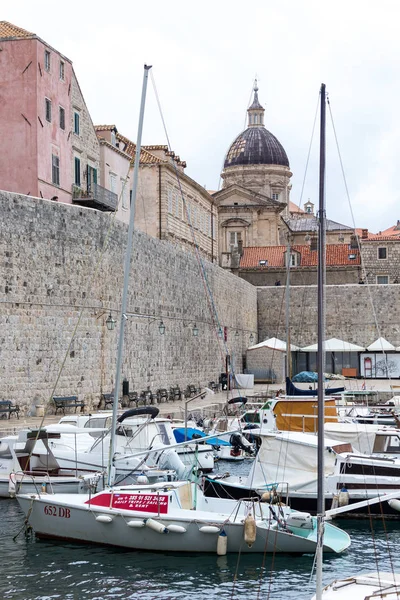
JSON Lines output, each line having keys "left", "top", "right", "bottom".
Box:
{"left": 240, "top": 244, "right": 361, "bottom": 268}
{"left": 288, "top": 201, "right": 305, "bottom": 214}
{"left": 116, "top": 132, "right": 164, "bottom": 165}
{"left": 0, "top": 21, "right": 34, "bottom": 39}
{"left": 94, "top": 124, "right": 117, "bottom": 132}
{"left": 143, "top": 145, "right": 169, "bottom": 151}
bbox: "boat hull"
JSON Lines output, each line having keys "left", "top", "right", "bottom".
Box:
{"left": 16, "top": 491, "right": 349, "bottom": 554}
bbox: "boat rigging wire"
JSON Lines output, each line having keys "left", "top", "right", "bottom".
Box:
{"left": 149, "top": 70, "right": 241, "bottom": 381}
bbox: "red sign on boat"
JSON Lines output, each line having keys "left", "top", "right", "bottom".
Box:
{"left": 85, "top": 493, "right": 169, "bottom": 514}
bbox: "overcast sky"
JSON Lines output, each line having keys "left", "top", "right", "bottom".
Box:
{"left": 4, "top": 0, "right": 400, "bottom": 233}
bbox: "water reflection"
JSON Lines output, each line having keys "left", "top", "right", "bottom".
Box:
{"left": 0, "top": 500, "right": 399, "bottom": 599}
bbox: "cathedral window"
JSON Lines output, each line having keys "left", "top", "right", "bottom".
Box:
{"left": 272, "top": 192, "right": 280, "bottom": 201}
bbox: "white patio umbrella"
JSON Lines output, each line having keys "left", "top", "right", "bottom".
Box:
{"left": 367, "top": 337, "right": 396, "bottom": 351}
{"left": 300, "top": 337, "right": 365, "bottom": 352}
{"left": 248, "top": 336, "right": 300, "bottom": 352}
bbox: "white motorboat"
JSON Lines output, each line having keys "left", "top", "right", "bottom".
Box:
{"left": 311, "top": 572, "right": 400, "bottom": 599}
{"left": 0, "top": 429, "right": 98, "bottom": 497}
{"left": 17, "top": 478, "right": 350, "bottom": 554}
{"left": 45, "top": 407, "right": 214, "bottom": 476}
{"left": 204, "top": 429, "right": 400, "bottom": 518}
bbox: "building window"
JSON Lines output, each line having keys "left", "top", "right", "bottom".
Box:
{"left": 121, "top": 178, "right": 129, "bottom": 209}
{"left": 272, "top": 192, "right": 280, "bottom": 201}
{"left": 45, "top": 98, "right": 52, "bottom": 122}
{"left": 74, "top": 112, "right": 80, "bottom": 135}
{"left": 290, "top": 253, "right": 298, "bottom": 267}
{"left": 59, "top": 106, "right": 65, "bottom": 130}
{"left": 111, "top": 130, "right": 116, "bottom": 146}
{"left": 109, "top": 173, "right": 117, "bottom": 194}
{"left": 378, "top": 247, "right": 387, "bottom": 260}
{"left": 74, "top": 157, "right": 81, "bottom": 186}
{"left": 377, "top": 275, "right": 389, "bottom": 285}
{"left": 52, "top": 154, "right": 60, "bottom": 186}
{"left": 229, "top": 231, "right": 242, "bottom": 251}
{"left": 44, "top": 50, "right": 50, "bottom": 72}
{"left": 59, "top": 60, "right": 65, "bottom": 80}
{"left": 175, "top": 193, "right": 180, "bottom": 217}
{"left": 167, "top": 189, "right": 173, "bottom": 214}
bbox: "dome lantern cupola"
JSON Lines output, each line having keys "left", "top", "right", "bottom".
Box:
{"left": 247, "top": 80, "right": 265, "bottom": 127}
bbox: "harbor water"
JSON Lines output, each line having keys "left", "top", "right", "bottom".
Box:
{"left": 1, "top": 465, "right": 400, "bottom": 600}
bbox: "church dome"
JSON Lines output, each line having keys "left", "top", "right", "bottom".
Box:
{"left": 224, "top": 83, "right": 289, "bottom": 169}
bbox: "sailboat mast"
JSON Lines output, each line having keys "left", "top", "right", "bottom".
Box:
{"left": 107, "top": 64, "right": 152, "bottom": 488}
{"left": 285, "top": 234, "right": 291, "bottom": 379}
{"left": 316, "top": 82, "right": 327, "bottom": 600}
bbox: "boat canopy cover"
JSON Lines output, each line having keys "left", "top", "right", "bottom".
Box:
{"left": 248, "top": 337, "right": 300, "bottom": 352}
{"left": 292, "top": 371, "right": 319, "bottom": 383}
{"left": 248, "top": 431, "right": 345, "bottom": 488}
{"left": 300, "top": 337, "right": 365, "bottom": 352}
{"left": 324, "top": 422, "right": 377, "bottom": 454}
{"left": 117, "top": 406, "right": 159, "bottom": 423}
{"left": 272, "top": 397, "right": 338, "bottom": 432}
{"left": 367, "top": 337, "right": 396, "bottom": 351}
{"left": 172, "top": 427, "right": 230, "bottom": 446}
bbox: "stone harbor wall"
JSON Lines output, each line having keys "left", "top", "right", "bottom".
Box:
{"left": 257, "top": 284, "right": 400, "bottom": 349}
{"left": 0, "top": 191, "right": 257, "bottom": 415}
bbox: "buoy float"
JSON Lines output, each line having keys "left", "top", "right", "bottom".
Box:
{"left": 199, "top": 525, "right": 220, "bottom": 534}
{"left": 244, "top": 514, "right": 256, "bottom": 547}
{"left": 388, "top": 499, "right": 400, "bottom": 513}
{"left": 8, "top": 473, "right": 16, "bottom": 497}
{"left": 166, "top": 524, "right": 187, "bottom": 533}
{"left": 217, "top": 529, "right": 228, "bottom": 555}
{"left": 338, "top": 488, "right": 350, "bottom": 507}
{"left": 95, "top": 515, "right": 113, "bottom": 523}
{"left": 260, "top": 491, "right": 271, "bottom": 503}
{"left": 127, "top": 520, "right": 145, "bottom": 528}
{"left": 145, "top": 518, "right": 168, "bottom": 534}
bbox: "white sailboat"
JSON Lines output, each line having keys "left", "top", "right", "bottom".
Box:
{"left": 16, "top": 68, "right": 351, "bottom": 555}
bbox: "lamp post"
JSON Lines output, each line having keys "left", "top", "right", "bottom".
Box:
{"left": 159, "top": 321, "right": 166, "bottom": 335}
{"left": 192, "top": 323, "right": 199, "bottom": 337}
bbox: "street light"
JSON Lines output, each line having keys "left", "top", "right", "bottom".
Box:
{"left": 217, "top": 327, "right": 223, "bottom": 339}
{"left": 192, "top": 323, "right": 199, "bottom": 337}
{"left": 250, "top": 333, "right": 254, "bottom": 343}
{"left": 235, "top": 330, "right": 240, "bottom": 339}
{"left": 159, "top": 321, "right": 166, "bottom": 335}
{"left": 106, "top": 313, "right": 116, "bottom": 331}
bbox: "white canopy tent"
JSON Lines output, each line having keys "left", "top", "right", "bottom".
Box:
{"left": 367, "top": 337, "right": 396, "bottom": 351}
{"left": 300, "top": 337, "right": 365, "bottom": 352}
{"left": 248, "top": 337, "right": 300, "bottom": 353}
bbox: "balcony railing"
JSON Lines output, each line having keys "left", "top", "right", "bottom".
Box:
{"left": 72, "top": 183, "right": 118, "bottom": 212}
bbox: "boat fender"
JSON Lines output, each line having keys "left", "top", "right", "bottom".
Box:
{"left": 388, "top": 499, "right": 400, "bottom": 513}
{"left": 331, "top": 494, "right": 339, "bottom": 510}
{"left": 8, "top": 473, "right": 17, "bottom": 497}
{"left": 95, "top": 515, "right": 114, "bottom": 523}
{"left": 260, "top": 491, "right": 272, "bottom": 503}
{"left": 338, "top": 488, "right": 350, "bottom": 507}
{"left": 145, "top": 518, "right": 169, "bottom": 534}
{"left": 199, "top": 525, "right": 220, "bottom": 534}
{"left": 137, "top": 474, "right": 149, "bottom": 484}
{"left": 166, "top": 524, "right": 187, "bottom": 533}
{"left": 244, "top": 514, "right": 256, "bottom": 547}
{"left": 217, "top": 529, "right": 227, "bottom": 556}
{"left": 127, "top": 520, "right": 146, "bottom": 528}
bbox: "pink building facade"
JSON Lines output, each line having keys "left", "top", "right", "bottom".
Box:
{"left": 0, "top": 21, "right": 116, "bottom": 212}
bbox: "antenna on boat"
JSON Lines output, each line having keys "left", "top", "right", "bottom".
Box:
{"left": 316, "top": 82, "right": 327, "bottom": 600}
{"left": 107, "top": 64, "right": 152, "bottom": 488}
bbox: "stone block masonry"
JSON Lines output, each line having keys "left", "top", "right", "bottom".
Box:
{"left": 0, "top": 191, "right": 257, "bottom": 414}
{"left": 257, "top": 284, "right": 400, "bottom": 348}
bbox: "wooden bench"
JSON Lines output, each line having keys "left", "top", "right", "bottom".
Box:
{"left": 53, "top": 395, "right": 85, "bottom": 415}
{"left": 0, "top": 400, "right": 20, "bottom": 419}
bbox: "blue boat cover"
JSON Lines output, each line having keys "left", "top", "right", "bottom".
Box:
{"left": 292, "top": 371, "right": 320, "bottom": 383}
{"left": 173, "top": 427, "right": 230, "bottom": 446}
